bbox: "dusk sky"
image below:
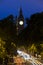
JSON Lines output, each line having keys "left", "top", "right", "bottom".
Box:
{"left": 0, "top": 0, "right": 43, "bottom": 19}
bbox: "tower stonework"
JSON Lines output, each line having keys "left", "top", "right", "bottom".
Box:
{"left": 16, "top": 8, "right": 24, "bottom": 35}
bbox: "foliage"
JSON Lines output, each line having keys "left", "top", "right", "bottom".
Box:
{"left": 28, "top": 44, "right": 37, "bottom": 55}
{"left": 0, "top": 15, "right": 16, "bottom": 41}
{"left": 40, "top": 52, "right": 43, "bottom": 60}
{"left": 0, "top": 38, "right": 7, "bottom": 58}
{"left": 18, "top": 45, "right": 26, "bottom": 52}
{"left": 5, "top": 41, "right": 17, "bottom": 56}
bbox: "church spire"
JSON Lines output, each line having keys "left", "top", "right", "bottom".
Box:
{"left": 19, "top": 7, "right": 22, "bottom": 16}
{"left": 18, "top": 7, "right": 24, "bottom": 20}
{"left": 16, "top": 7, "right": 24, "bottom": 35}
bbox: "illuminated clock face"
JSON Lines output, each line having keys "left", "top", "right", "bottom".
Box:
{"left": 19, "top": 21, "right": 23, "bottom": 25}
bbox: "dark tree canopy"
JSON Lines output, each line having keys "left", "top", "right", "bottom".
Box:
{"left": 19, "top": 12, "right": 43, "bottom": 46}
{"left": 0, "top": 12, "right": 43, "bottom": 46}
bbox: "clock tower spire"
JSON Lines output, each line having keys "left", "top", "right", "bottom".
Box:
{"left": 16, "top": 7, "right": 24, "bottom": 35}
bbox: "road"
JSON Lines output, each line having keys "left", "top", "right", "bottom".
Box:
{"left": 28, "top": 56, "right": 43, "bottom": 65}
{"left": 17, "top": 50, "right": 43, "bottom": 65}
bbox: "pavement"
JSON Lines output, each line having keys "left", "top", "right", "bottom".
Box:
{"left": 30, "top": 56, "right": 43, "bottom": 65}
{"left": 17, "top": 50, "right": 43, "bottom": 65}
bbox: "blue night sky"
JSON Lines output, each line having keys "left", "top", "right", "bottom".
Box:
{"left": 0, "top": 0, "right": 43, "bottom": 19}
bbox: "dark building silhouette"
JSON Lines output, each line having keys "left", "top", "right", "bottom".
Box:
{"left": 16, "top": 8, "right": 24, "bottom": 35}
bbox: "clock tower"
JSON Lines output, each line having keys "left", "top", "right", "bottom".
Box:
{"left": 16, "top": 8, "right": 24, "bottom": 35}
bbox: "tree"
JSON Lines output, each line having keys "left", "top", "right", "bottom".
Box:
{"left": 0, "top": 14, "right": 16, "bottom": 41}
{"left": 5, "top": 41, "right": 17, "bottom": 56}
{"left": 0, "top": 38, "right": 7, "bottom": 58}
{"left": 29, "top": 12, "right": 43, "bottom": 41}
{"left": 28, "top": 44, "right": 37, "bottom": 55}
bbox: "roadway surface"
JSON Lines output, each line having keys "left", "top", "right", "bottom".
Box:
{"left": 17, "top": 50, "right": 43, "bottom": 65}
